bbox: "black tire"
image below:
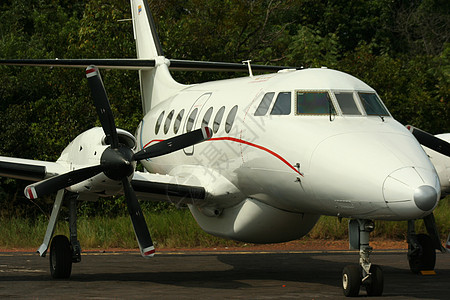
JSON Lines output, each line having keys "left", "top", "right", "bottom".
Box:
{"left": 50, "top": 235, "right": 72, "bottom": 279}
{"left": 365, "top": 264, "right": 384, "bottom": 296}
{"left": 408, "top": 234, "right": 436, "bottom": 274}
{"left": 342, "top": 265, "right": 361, "bottom": 297}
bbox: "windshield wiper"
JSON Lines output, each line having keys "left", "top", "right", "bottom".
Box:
{"left": 328, "top": 97, "right": 336, "bottom": 122}
{"left": 361, "top": 98, "right": 385, "bottom": 122}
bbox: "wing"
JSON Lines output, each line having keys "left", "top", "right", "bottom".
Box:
{"left": 0, "top": 156, "right": 207, "bottom": 204}
{"left": 131, "top": 171, "right": 206, "bottom": 205}
{"left": 0, "top": 58, "right": 297, "bottom": 72}
{"left": 0, "top": 156, "right": 66, "bottom": 181}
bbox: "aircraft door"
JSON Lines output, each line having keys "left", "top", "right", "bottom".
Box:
{"left": 183, "top": 93, "right": 212, "bottom": 155}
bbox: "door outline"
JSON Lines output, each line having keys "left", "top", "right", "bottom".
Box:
{"left": 183, "top": 92, "right": 212, "bottom": 155}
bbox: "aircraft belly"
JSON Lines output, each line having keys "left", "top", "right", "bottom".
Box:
{"left": 189, "top": 198, "right": 320, "bottom": 243}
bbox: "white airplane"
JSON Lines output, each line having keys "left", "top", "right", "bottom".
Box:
{"left": 1, "top": 0, "right": 449, "bottom": 297}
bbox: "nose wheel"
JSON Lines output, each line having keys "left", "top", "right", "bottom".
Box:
{"left": 343, "top": 219, "right": 384, "bottom": 297}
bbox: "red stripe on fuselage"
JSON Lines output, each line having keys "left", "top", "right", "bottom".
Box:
{"left": 142, "top": 137, "right": 303, "bottom": 176}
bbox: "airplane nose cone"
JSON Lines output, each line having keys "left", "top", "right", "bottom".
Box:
{"left": 383, "top": 167, "right": 440, "bottom": 219}
{"left": 413, "top": 185, "right": 438, "bottom": 211}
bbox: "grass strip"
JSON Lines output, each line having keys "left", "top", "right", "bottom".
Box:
{"left": 0, "top": 197, "right": 448, "bottom": 249}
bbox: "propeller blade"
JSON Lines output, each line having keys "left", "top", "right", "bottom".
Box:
{"left": 122, "top": 178, "right": 155, "bottom": 258}
{"left": 133, "top": 126, "right": 212, "bottom": 161}
{"left": 24, "top": 165, "right": 104, "bottom": 200}
{"left": 86, "top": 66, "right": 119, "bottom": 148}
{"left": 407, "top": 125, "right": 450, "bottom": 157}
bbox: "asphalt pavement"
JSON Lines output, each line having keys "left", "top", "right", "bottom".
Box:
{"left": 0, "top": 249, "right": 449, "bottom": 299}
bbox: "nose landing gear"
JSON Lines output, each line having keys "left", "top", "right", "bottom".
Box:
{"left": 342, "top": 219, "right": 384, "bottom": 297}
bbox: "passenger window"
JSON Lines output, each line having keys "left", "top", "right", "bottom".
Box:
{"left": 358, "top": 93, "right": 390, "bottom": 116}
{"left": 254, "top": 92, "right": 274, "bottom": 116}
{"left": 296, "top": 92, "right": 335, "bottom": 114}
{"left": 271, "top": 92, "right": 291, "bottom": 115}
{"left": 213, "top": 106, "right": 225, "bottom": 133}
{"left": 202, "top": 107, "right": 213, "bottom": 127}
{"left": 186, "top": 108, "right": 198, "bottom": 132}
{"left": 173, "top": 109, "right": 184, "bottom": 134}
{"left": 225, "top": 105, "right": 238, "bottom": 133}
{"left": 155, "top": 111, "right": 164, "bottom": 134}
{"left": 335, "top": 92, "right": 361, "bottom": 115}
{"left": 164, "top": 110, "right": 175, "bottom": 134}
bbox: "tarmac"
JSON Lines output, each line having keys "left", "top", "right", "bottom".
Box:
{"left": 0, "top": 249, "right": 449, "bottom": 299}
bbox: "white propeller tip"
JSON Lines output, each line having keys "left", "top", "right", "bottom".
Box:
{"left": 201, "top": 126, "right": 212, "bottom": 140}
{"left": 85, "top": 65, "right": 98, "bottom": 78}
{"left": 24, "top": 185, "right": 38, "bottom": 200}
{"left": 141, "top": 246, "right": 155, "bottom": 258}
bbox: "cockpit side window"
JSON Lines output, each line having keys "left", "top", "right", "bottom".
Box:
{"left": 358, "top": 93, "right": 390, "bottom": 116}
{"left": 254, "top": 92, "right": 274, "bottom": 116}
{"left": 270, "top": 92, "right": 291, "bottom": 115}
{"left": 296, "top": 91, "right": 335, "bottom": 115}
{"left": 335, "top": 92, "right": 361, "bottom": 115}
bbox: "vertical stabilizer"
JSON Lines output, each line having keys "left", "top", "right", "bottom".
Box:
{"left": 130, "top": 0, "right": 185, "bottom": 113}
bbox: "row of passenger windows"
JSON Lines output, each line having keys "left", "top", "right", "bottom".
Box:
{"left": 254, "top": 91, "right": 389, "bottom": 117}
{"left": 155, "top": 105, "right": 238, "bottom": 135}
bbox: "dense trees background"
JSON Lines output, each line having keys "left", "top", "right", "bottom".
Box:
{"left": 0, "top": 0, "right": 448, "bottom": 216}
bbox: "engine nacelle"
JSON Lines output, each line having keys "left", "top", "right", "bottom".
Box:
{"left": 56, "top": 127, "right": 136, "bottom": 196}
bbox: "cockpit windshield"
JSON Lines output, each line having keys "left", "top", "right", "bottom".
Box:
{"left": 253, "top": 90, "right": 389, "bottom": 118}
{"left": 296, "top": 91, "right": 335, "bottom": 115}
{"left": 358, "top": 92, "right": 390, "bottom": 116}
{"left": 334, "top": 92, "right": 362, "bottom": 115}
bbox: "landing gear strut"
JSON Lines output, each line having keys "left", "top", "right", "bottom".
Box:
{"left": 343, "top": 219, "right": 384, "bottom": 297}
{"left": 38, "top": 190, "right": 81, "bottom": 279}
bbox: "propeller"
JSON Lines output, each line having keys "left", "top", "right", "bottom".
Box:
{"left": 24, "top": 65, "right": 212, "bottom": 257}
{"left": 407, "top": 125, "right": 450, "bottom": 157}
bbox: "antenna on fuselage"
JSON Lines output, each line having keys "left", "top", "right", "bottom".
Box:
{"left": 242, "top": 60, "right": 254, "bottom": 78}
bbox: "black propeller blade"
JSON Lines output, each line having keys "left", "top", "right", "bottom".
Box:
{"left": 133, "top": 126, "right": 212, "bottom": 161}
{"left": 86, "top": 66, "right": 119, "bottom": 148}
{"left": 85, "top": 65, "right": 156, "bottom": 257}
{"left": 122, "top": 178, "right": 155, "bottom": 257}
{"left": 407, "top": 125, "right": 450, "bottom": 157}
{"left": 24, "top": 165, "right": 104, "bottom": 200}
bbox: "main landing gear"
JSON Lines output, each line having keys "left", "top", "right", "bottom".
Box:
{"left": 38, "top": 190, "right": 81, "bottom": 279}
{"left": 342, "top": 219, "right": 383, "bottom": 297}
{"left": 407, "top": 213, "right": 444, "bottom": 274}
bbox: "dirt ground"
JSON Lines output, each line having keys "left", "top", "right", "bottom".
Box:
{"left": 157, "top": 238, "right": 409, "bottom": 252}
{"left": 0, "top": 238, "right": 410, "bottom": 253}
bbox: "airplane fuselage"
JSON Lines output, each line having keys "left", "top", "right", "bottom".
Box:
{"left": 134, "top": 68, "right": 440, "bottom": 243}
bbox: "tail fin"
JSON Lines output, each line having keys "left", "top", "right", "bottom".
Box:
{"left": 130, "top": 0, "right": 184, "bottom": 113}
{"left": 130, "top": 0, "right": 163, "bottom": 59}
